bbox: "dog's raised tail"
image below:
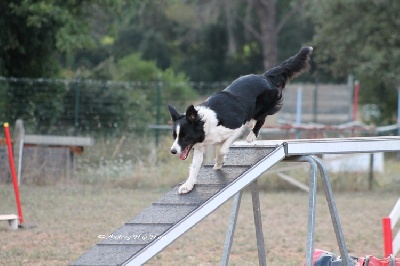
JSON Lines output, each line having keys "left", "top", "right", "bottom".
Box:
{"left": 264, "top": 46, "right": 313, "bottom": 88}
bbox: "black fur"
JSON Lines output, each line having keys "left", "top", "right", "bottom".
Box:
{"left": 169, "top": 46, "right": 312, "bottom": 154}
{"left": 201, "top": 46, "right": 313, "bottom": 137}
{"left": 168, "top": 47, "right": 313, "bottom": 194}
{"left": 169, "top": 104, "right": 205, "bottom": 156}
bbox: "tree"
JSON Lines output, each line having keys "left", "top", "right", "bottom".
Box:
{"left": 0, "top": 0, "right": 100, "bottom": 77}
{"left": 112, "top": 0, "right": 174, "bottom": 71}
{"left": 113, "top": 53, "right": 197, "bottom": 130}
{"left": 242, "top": 0, "right": 309, "bottom": 70}
{"left": 311, "top": 0, "right": 400, "bottom": 124}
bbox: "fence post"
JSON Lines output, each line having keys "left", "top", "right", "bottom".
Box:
{"left": 347, "top": 75, "right": 354, "bottom": 121}
{"left": 74, "top": 74, "right": 81, "bottom": 136}
{"left": 368, "top": 153, "right": 374, "bottom": 191}
{"left": 155, "top": 74, "right": 162, "bottom": 146}
{"left": 295, "top": 85, "right": 303, "bottom": 139}
{"left": 14, "top": 119, "right": 24, "bottom": 186}
{"left": 397, "top": 85, "right": 400, "bottom": 160}
{"left": 353, "top": 80, "right": 360, "bottom": 122}
{"left": 313, "top": 77, "right": 319, "bottom": 123}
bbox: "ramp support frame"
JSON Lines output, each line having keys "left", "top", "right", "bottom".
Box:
{"left": 221, "top": 155, "right": 352, "bottom": 266}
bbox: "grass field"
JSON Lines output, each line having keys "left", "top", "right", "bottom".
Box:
{"left": 1, "top": 183, "right": 399, "bottom": 265}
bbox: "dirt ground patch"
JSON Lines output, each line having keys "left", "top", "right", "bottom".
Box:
{"left": 0, "top": 185, "right": 398, "bottom": 265}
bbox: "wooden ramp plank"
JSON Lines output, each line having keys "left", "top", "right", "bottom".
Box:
{"left": 156, "top": 185, "right": 225, "bottom": 205}
{"left": 99, "top": 224, "right": 172, "bottom": 245}
{"left": 216, "top": 146, "right": 276, "bottom": 166}
{"left": 71, "top": 245, "right": 145, "bottom": 266}
{"left": 196, "top": 166, "right": 250, "bottom": 185}
{"left": 126, "top": 204, "right": 198, "bottom": 224}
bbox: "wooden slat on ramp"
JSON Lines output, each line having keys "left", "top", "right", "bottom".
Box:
{"left": 71, "top": 145, "right": 284, "bottom": 266}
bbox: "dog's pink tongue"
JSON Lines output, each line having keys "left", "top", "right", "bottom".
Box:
{"left": 179, "top": 146, "right": 190, "bottom": 160}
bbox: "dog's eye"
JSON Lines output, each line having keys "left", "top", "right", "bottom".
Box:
{"left": 172, "top": 132, "right": 177, "bottom": 139}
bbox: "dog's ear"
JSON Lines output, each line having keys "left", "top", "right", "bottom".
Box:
{"left": 168, "top": 104, "right": 181, "bottom": 122}
{"left": 185, "top": 105, "right": 198, "bottom": 124}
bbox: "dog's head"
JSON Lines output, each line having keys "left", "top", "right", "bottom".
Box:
{"left": 168, "top": 104, "right": 205, "bottom": 160}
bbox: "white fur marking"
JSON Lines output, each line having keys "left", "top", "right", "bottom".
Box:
{"left": 196, "top": 106, "right": 245, "bottom": 145}
{"left": 246, "top": 131, "right": 257, "bottom": 143}
{"left": 170, "top": 125, "right": 182, "bottom": 154}
{"left": 177, "top": 106, "right": 247, "bottom": 194}
{"left": 178, "top": 145, "right": 204, "bottom": 194}
{"left": 245, "top": 119, "right": 256, "bottom": 129}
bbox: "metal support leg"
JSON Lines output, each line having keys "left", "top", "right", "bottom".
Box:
{"left": 286, "top": 156, "right": 318, "bottom": 266}
{"left": 312, "top": 156, "right": 352, "bottom": 266}
{"left": 250, "top": 179, "right": 267, "bottom": 266}
{"left": 221, "top": 155, "right": 349, "bottom": 266}
{"left": 221, "top": 191, "right": 243, "bottom": 266}
{"left": 221, "top": 180, "right": 267, "bottom": 266}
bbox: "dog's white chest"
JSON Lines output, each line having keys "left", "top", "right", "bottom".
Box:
{"left": 197, "top": 106, "right": 245, "bottom": 145}
{"left": 204, "top": 125, "right": 244, "bottom": 144}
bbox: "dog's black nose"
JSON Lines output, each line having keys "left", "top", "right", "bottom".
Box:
{"left": 171, "top": 148, "right": 177, "bottom": 154}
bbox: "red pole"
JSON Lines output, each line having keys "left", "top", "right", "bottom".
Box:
{"left": 382, "top": 217, "right": 393, "bottom": 257}
{"left": 3, "top": 122, "right": 24, "bottom": 224}
{"left": 353, "top": 80, "right": 360, "bottom": 121}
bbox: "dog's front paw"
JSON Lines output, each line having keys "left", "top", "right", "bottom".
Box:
{"left": 178, "top": 182, "right": 194, "bottom": 194}
{"left": 213, "top": 163, "right": 223, "bottom": 170}
{"left": 246, "top": 131, "right": 257, "bottom": 143}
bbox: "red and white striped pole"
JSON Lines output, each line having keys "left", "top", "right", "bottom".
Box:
{"left": 3, "top": 122, "right": 24, "bottom": 224}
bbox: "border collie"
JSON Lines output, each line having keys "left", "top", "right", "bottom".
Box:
{"left": 169, "top": 47, "right": 313, "bottom": 194}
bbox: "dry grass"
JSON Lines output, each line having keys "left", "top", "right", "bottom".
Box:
{"left": 0, "top": 185, "right": 165, "bottom": 265}
{"left": 1, "top": 135, "right": 400, "bottom": 265}
{"left": 0, "top": 183, "right": 398, "bottom": 265}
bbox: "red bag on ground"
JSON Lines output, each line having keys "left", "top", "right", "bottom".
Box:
{"left": 304, "top": 249, "right": 400, "bottom": 266}
{"left": 358, "top": 254, "right": 400, "bottom": 266}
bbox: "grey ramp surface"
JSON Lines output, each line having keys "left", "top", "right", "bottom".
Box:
{"left": 70, "top": 145, "right": 280, "bottom": 266}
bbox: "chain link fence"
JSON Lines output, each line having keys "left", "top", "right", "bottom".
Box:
{"left": 0, "top": 77, "right": 228, "bottom": 135}
{"left": 0, "top": 76, "right": 231, "bottom": 185}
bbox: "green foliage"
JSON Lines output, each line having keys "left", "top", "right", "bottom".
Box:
{"left": 0, "top": 0, "right": 101, "bottom": 78}
{"left": 1, "top": 79, "right": 66, "bottom": 134}
{"left": 117, "top": 53, "right": 159, "bottom": 81}
{"left": 140, "top": 31, "right": 171, "bottom": 70}
{"left": 1, "top": 0, "right": 315, "bottom": 81}
{"left": 311, "top": 0, "right": 400, "bottom": 124}
{"left": 114, "top": 53, "right": 197, "bottom": 125}
{"left": 111, "top": 0, "right": 174, "bottom": 71}
{"left": 4, "top": 0, "right": 400, "bottom": 126}
{"left": 178, "top": 24, "right": 228, "bottom": 81}
{"left": 226, "top": 42, "right": 263, "bottom": 77}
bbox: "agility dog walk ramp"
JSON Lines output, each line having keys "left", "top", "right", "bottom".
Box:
{"left": 71, "top": 145, "right": 286, "bottom": 266}
{"left": 71, "top": 136, "right": 400, "bottom": 266}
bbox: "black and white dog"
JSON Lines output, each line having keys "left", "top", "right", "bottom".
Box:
{"left": 169, "top": 47, "right": 313, "bottom": 194}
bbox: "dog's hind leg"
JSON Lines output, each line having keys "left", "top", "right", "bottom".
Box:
{"left": 246, "top": 118, "right": 266, "bottom": 142}
{"left": 214, "top": 127, "right": 244, "bottom": 170}
{"left": 213, "top": 143, "right": 225, "bottom": 170}
{"left": 245, "top": 119, "right": 256, "bottom": 129}
{"left": 179, "top": 145, "right": 205, "bottom": 194}
{"left": 246, "top": 131, "right": 257, "bottom": 143}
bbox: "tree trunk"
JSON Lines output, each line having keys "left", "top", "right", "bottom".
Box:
{"left": 224, "top": 0, "right": 237, "bottom": 55}
{"left": 254, "top": 0, "right": 278, "bottom": 70}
